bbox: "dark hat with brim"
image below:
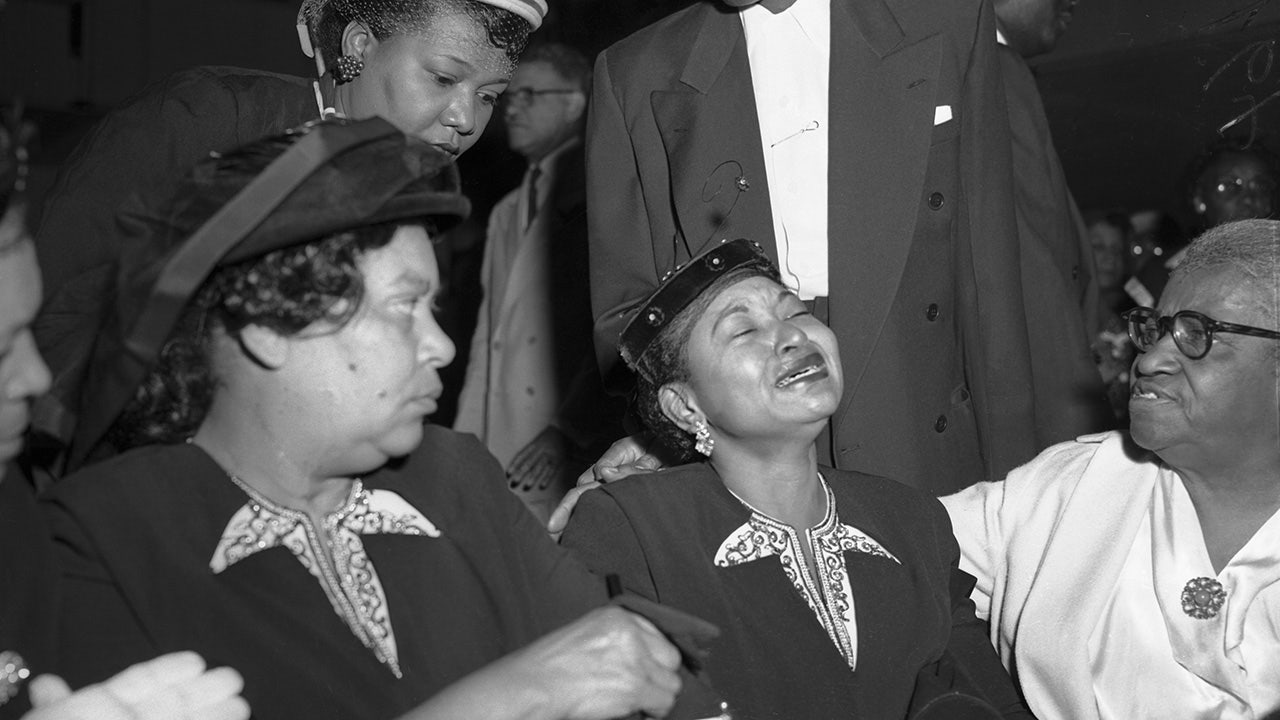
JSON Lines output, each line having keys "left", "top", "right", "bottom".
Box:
{"left": 618, "top": 238, "right": 778, "bottom": 371}
{"left": 67, "top": 116, "right": 469, "bottom": 469}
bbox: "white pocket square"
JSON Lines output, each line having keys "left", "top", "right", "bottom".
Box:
{"left": 934, "top": 105, "right": 953, "bottom": 125}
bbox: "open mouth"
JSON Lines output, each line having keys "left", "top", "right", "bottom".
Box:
{"left": 1130, "top": 382, "right": 1169, "bottom": 401}
{"left": 776, "top": 352, "right": 828, "bottom": 388}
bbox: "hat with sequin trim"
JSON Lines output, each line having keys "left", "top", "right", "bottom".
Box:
{"left": 618, "top": 238, "right": 779, "bottom": 371}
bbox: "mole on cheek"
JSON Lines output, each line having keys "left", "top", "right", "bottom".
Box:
{"left": 376, "top": 390, "right": 388, "bottom": 399}
{"left": 348, "top": 363, "right": 358, "bottom": 372}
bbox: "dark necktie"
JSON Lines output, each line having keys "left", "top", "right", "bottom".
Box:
{"left": 525, "top": 165, "right": 542, "bottom": 229}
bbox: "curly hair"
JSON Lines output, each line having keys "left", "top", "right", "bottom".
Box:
{"left": 631, "top": 266, "right": 776, "bottom": 461}
{"left": 315, "top": 0, "right": 531, "bottom": 72}
{"left": 106, "top": 222, "right": 402, "bottom": 451}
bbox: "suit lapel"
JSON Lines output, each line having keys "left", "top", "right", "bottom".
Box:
{"left": 651, "top": 4, "right": 777, "bottom": 268}
{"left": 828, "top": 0, "right": 941, "bottom": 396}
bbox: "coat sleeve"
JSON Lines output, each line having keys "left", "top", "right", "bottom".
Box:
{"left": 585, "top": 52, "right": 658, "bottom": 388}
{"left": 928, "top": 496, "right": 1032, "bottom": 719}
{"left": 939, "top": 480, "right": 1007, "bottom": 623}
{"left": 559, "top": 489, "right": 659, "bottom": 602}
{"left": 42, "top": 497, "right": 160, "bottom": 690}
{"left": 954, "top": 0, "right": 1039, "bottom": 480}
{"left": 451, "top": 435, "right": 609, "bottom": 640}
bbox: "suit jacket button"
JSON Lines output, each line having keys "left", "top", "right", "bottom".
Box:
{"left": 925, "top": 303, "right": 940, "bottom": 321}
{"left": 928, "top": 192, "right": 945, "bottom": 210}
{"left": 934, "top": 415, "right": 948, "bottom": 432}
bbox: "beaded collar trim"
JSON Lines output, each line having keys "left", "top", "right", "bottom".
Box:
{"left": 714, "top": 476, "right": 899, "bottom": 670}
{"left": 210, "top": 476, "right": 441, "bottom": 678}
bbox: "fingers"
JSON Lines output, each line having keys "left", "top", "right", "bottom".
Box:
{"left": 617, "top": 614, "right": 681, "bottom": 719}
{"left": 28, "top": 674, "right": 73, "bottom": 707}
{"left": 24, "top": 655, "right": 248, "bottom": 720}
{"left": 546, "top": 480, "right": 600, "bottom": 535}
{"left": 627, "top": 615, "right": 681, "bottom": 672}
{"left": 125, "top": 665, "right": 246, "bottom": 720}
{"left": 100, "top": 651, "right": 208, "bottom": 705}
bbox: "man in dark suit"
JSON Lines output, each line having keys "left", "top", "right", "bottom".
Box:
{"left": 585, "top": 0, "right": 1038, "bottom": 493}
{"left": 456, "top": 43, "right": 621, "bottom": 523}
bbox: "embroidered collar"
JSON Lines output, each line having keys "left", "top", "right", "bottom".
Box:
{"left": 714, "top": 475, "right": 899, "bottom": 670}
{"left": 210, "top": 476, "right": 441, "bottom": 678}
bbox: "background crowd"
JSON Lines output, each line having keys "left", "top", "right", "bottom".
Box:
{"left": 2, "top": 0, "right": 1279, "bottom": 717}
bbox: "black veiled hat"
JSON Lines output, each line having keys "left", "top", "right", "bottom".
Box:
{"left": 67, "top": 116, "right": 470, "bottom": 469}
{"left": 618, "top": 238, "right": 778, "bottom": 371}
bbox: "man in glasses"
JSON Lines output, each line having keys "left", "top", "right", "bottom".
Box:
{"left": 455, "top": 43, "right": 621, "bottom": 524}
{"left": 943, "top": 218, "right": 1280, "bottom": 718}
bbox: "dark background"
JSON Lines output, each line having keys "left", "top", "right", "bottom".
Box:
{"left": 2, "top": 0, "right": 1278, "bottom": 229}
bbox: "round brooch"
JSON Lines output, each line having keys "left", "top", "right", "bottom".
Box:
{"left": 1181, "top": 576, "right": 1226, "bottom": 620}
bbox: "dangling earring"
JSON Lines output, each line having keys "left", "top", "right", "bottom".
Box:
{"left": 693, "top": 420, "right": 714, "bottom": 458}
{"left": 333, "top": 55, "right": 364, "bottom": 85}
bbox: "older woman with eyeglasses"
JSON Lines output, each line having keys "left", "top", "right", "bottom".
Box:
{"left": 942, "top": 218, "right": 1280, "bottom": 718}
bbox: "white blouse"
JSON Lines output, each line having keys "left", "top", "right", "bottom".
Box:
{"left": 1089, "top": 468, "right": 1280, "bottom": 718}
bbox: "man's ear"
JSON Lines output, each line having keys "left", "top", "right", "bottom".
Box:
{"left": 340, "top": 20, "right": 375, "bottom": 60}
{"left": 658, "top": 382, "right": 703, "bottom": 435}
{"left": 237, "top": 324, "right": 289, "bottom": 370}
{"left": 564, "top": 91, "right": 587, "bottom": 122}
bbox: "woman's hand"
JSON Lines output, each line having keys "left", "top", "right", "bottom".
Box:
{"left": 513, "top": 606, "right": 683, "bottom": 719}
{"left": 547, "top": 435, "right": 662, "bottom": 536}
{"left": 24, "top": 652, "right": 248, "bottom": 720}
{"left": 402, "top": 606, "right": 682, "bottom": 720}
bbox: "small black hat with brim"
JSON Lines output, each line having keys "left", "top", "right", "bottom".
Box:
{"left": 618, "top": 238, "right": 778, "bottom": 371}
{"left": 68, "top": 116, "right": 469, "bottom": 468}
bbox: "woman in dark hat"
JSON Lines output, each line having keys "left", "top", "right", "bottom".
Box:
{"left": 560, "top": 240, "right": 1031, "bottom": 719}
{"left": 42, "top": 118, "right": 688, "bottom": 720}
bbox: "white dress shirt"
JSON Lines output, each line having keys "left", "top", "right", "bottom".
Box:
{"left": 741, "top": 0, "right": 830, "bottom": 299}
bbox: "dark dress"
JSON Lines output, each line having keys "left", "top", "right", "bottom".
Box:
{"left": 44, "top": 426, "right": 606, "bottom": 720}
{"left": 0, "top": 465, "right": 59, "bottom": 720}
{"left": 561, "top": 464, "right": 1028, "bottom": 720}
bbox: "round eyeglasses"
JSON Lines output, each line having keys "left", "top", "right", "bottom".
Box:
{"left": 1123, "top": 306, "right": 1280, "bottom": 360}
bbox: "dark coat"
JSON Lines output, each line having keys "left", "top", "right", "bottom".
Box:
{"left": 43, "top": 427, "right": 606, "bottom": 720}
{"left": 561, "top": 463, "right": 1029, "bottom": 719}
{"left": 585, "top": 0, "right": 1038, "bottom": 491}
